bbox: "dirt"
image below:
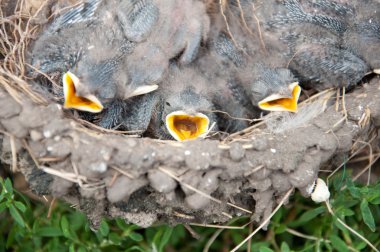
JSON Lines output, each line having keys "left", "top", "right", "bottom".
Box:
{"left": 1, "top": 78, "right": 379, "bottom": 228}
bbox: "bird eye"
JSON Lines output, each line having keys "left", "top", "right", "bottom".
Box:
{"left": 165, "top": 102, "right": 171, "bottom": 106}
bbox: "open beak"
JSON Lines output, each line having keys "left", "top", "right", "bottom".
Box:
{"left": 63, "top": 71, "right": 103, "bottom": 113}
{"left": 165, "top": 111, "right": 210, "bottom": 141}
{"left": 258, "top": 82, "right": 301, "bottom": 112}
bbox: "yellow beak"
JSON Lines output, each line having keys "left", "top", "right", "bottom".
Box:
{"left": 258, "top": 82, "right": 301, "bottom": 112}
{"left": 63, "top": 71, "right": 103, "bottom": 113}
{"left": 165, "top": 111, "right": 210, "bottom": 141}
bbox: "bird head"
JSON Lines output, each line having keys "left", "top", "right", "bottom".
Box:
{"left": 63, "top": 70, "right": 159, "bottom": 113}
{"left": 162, "top": 87, "right": 214, "bottom": 141}
{"left": 62, "top": 50, "right": 123, "bottom": 113}
{"left": 251, "top": 67, "right": 301, "bottom": 113}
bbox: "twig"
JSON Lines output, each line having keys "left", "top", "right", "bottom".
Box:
{"left": 47, "top": 197, "right": 56, "bottom": 219}
{"left": 230, "top": 188, "right": 293, "bottom": 252}
{"left": 10, "top": 135, "right": 18, "bottom": 172}
{"left": 203, "top": 228, "right": 224, "bottom": 252}
{"left": 219, "top": 0, "right": 240, "bottom": 49}
{"left": 110, "top": 166, "right": 134, "bottom": 179}
{"left": 247, "top": 222, "right": 253, "bottom": 252}
{"left": 184, "top": 225, "right": 201, "bottom": 240}
{"left": 342, "top": 87, "right": 348, "bottom": 123}
{"left": 285, "top": 227, "right": 328, "bottom": 242}
{"left": 108, "top": 171, "right": 119, "bottom": 187}
{"left": 159, "top": 166, "right": 253, "bottom": 214}
{"left": 190, "top": 223, "right": 245, "bottom": 230}
{"left": 335, "top": 89, "right": 340, "bottom": 112}
{"left": 328, "top": 134, "right": 378, "bottom": 185}
{"left": 325, "top": 200, "right": 379, "bottom": 252}
{"left": 344, "top": 155, "right": 380, "bottom": 190}
{"left": 251, "top": 4, "right": 267, "bottom": 53}
{"left": 354, "top": 140, "right": 373, "bottom": 186}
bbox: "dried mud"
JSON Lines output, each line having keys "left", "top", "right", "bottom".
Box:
{"left": 1, "top": 78, "right": 380, "bottom": 228}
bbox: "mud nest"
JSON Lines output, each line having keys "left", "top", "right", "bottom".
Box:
{"left": 1, "top": 1, "right": 380, "bottom": 228}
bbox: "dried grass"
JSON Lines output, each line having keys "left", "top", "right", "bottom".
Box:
{"left": 0, "top": 1, "right": 47, "bottom": 104}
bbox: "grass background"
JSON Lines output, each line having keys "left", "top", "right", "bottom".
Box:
{"left": 0, "top": 170, "right": 379, "bottom": 252}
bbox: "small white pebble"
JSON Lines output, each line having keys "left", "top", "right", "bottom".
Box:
{"left": 47, "top": 146, "right": 53, "bottom": 152}
{"left": 151, "top": 152, "right": 156, "bottom": 157}
{"left": 184, "top": 150, "right": 191, "bottom": 156}
{"left": 100, "top": 149, "right": 111, "bottom": 161}
{"left": 311, "top": 178, "right": 330, "bottom": 203}
{"left": 88, "top": 45, "right": 95, "bottom": 50}
{"left": 54, "top": 136, "right": 61, "bottom": 141}
{"left": 90, "top": 162, "right": 107, "bottom": 173}
{"left": 43, "top": 130, "right": 52, "bottom": 138}
{"left": 30, "top": 130, "right": 43, "bottom": 141}
{"left": 270, "top": 148, "right": 276, "bottom": 153}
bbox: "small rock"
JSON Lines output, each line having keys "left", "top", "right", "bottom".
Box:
{"left": 148, "top": 170, "right": 177, "bottom": 193}
{"left": 107, "top": 176, "right": 148, "bottom": 203}
{"left": 311, "top": 178, "right": 330, "bottom": 203}
{"left": 229, "top": 142, "right": 245, "bottom": 161}
{"left": 185, "top": 193, "right": 210, "bottom": 210}
{"left": 30, "top": 130, "right": 43, "bottom": 141}
{"left": 1, "top": 117, "right": 28, "bottom": 138}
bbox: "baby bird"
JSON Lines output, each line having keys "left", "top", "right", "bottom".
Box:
{"left": 125, "top": 0, "right": 211, "bottom": 88}
{"left": 201, "top": 7, "right": 301, "bottom": 115}
{"left": 29, "top": 0, "right": 212, "bottom": 131}
{"left": 29, "top": 0, "right": 156, "bottom": 114}
{"left": 149, "top": 66, "right": 217, "bottom": 141}
{"left": 29, "top": 0, "right": 210, "bottom": 123}
{"left": 229, "top": 0, "right": 379, "bottom": 90}
{"left": 195, "top": 47, "right": 257, "bottom": 134}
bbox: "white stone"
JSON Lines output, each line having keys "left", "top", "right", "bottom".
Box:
{"left": 43, "top": 130, "right": 52, "bottom": 138}
{"left": 90, "top": 162, "right": 107, "bottom": 173}
{"left": 311, "top": 178, "right": 330, "bottom": 203}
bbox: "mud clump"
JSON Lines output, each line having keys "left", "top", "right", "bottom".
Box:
{"left": 1, "top": 80, "right": 379, "bottom": 227}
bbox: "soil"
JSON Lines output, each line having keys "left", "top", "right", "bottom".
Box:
{"left": 1, "top": 76, "right": 379, "bottom": 228}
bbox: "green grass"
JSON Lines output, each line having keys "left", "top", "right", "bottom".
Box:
{"left": 0, "top": 173, "right": 379, "bottom": 252}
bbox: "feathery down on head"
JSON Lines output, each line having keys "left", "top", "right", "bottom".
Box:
{"left": 151, "top": 66, "right": 217, "bottom": 141}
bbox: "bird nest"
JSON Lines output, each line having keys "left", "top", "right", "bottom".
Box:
{"left": 1, "top": 1, "right": 380, "bottom": 229}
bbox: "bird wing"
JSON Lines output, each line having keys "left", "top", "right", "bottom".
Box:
{"left": 49, "top": 0, "right": 102, "bottom": 31}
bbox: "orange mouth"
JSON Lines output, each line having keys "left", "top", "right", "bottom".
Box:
{"left": 165, "top": 112, "right": 210, "bottom": 141}
{"left": 63, "top": 71, "right": 103, "bottom": 113}
{"left": 258, "top": 82, "right": 301, "bottom": 112}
